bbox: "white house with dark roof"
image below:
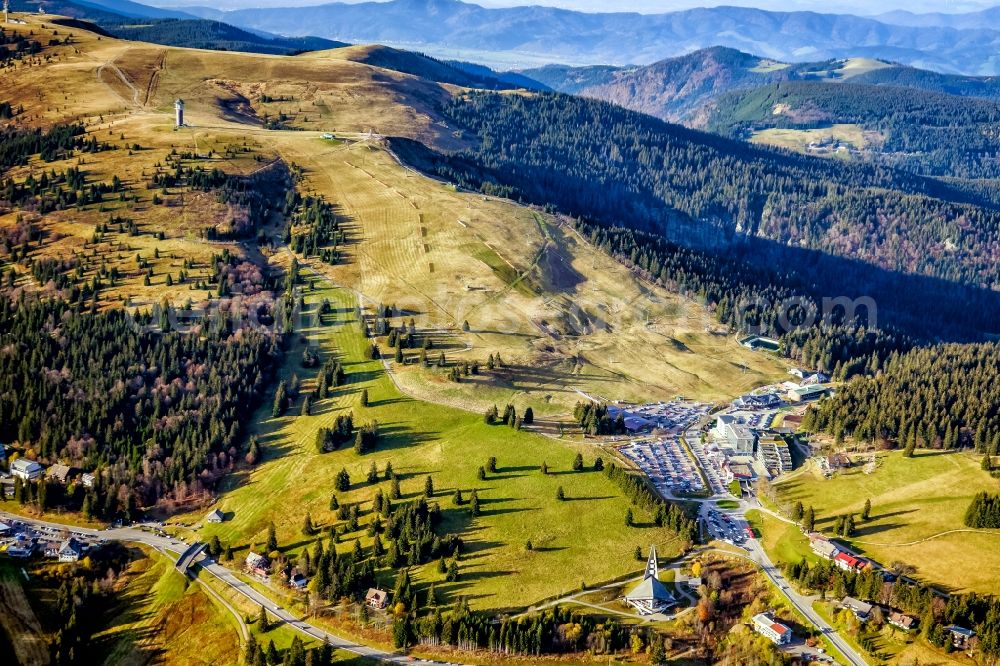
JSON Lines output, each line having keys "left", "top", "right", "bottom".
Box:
{"left": 841, "top": 596, "right": 874, "bottom": 621}
{"left": 57, "top": 538, "right": 83, "bottom": 562}
{"left": 205, "top": 508, "right": 225, "bottom": 523}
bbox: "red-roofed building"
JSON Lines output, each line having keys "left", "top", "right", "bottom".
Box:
{"left": 752, "top": 613, "right": 793, "bottom": 645}
{"left": 834, "top": 552, "right": 864, "bottom": 571}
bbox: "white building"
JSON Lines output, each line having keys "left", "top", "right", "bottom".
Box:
{"left": 752, "top": 613, "right": 793, "bottom": 645}
{"left": 57, "top": 539, "right": 83, "bottom": 562}
{"left": 724, "top": 422, "right": 756, "bottom": 453}
{"left": 10, "top": 459, "right": 43, "bottom": 481}
{"left": 175, "top": 99, "right": 184, "bottom": 127}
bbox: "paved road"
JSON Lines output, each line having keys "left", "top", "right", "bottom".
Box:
{"left": 0, "top": 512, "right": 451, "bottom": 665}
{"left": 693, "top": 499, "right": 868, "bottom": 666}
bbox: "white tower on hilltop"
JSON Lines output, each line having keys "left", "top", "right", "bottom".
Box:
{"left": 4, "top": 0, "right": 10, "bottom": 23}
{"left": 174, "top": 99, "right": 184, "bottom": 128}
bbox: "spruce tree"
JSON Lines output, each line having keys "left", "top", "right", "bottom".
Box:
{"left": 302, "top": 512, "right": 315, "bottom": 536}
{"left": 266, "top": 522, "right": 278, "bottom": 553}
{"left": 469, "top": 490, "right": 480, "bottom": 517}
{"left": 258, "top": 604, "right": 270, "bottom": 632}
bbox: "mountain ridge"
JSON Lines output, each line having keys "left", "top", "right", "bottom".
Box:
{"left": 180, "top": 0, "right": 1000, "bottom": 74}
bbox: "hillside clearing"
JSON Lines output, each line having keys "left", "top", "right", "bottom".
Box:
{"left": 773, "top": 450, "right": 1000, "bottom": 593}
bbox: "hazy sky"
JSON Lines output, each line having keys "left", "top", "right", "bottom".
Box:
{"left": 155, "top": 0, "right": 997, "bottom": 15}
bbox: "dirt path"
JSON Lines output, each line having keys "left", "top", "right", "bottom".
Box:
{"left": 854, "top": 527, "right": 1000, "bottom": 547}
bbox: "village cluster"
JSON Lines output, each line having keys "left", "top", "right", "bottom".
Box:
{"left": 0, "top": 518, "right": 99, "bottom": 562}
{"left": 609, "top": 369, "right": 834, "bottom": 498}
{"left": 239, "top": 540, "right": 392, "bottom": 612}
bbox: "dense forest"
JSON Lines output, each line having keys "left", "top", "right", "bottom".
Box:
{"left": 706, "top": 81, "right": 1000, "bottom": 179}
{"left": 964, "top": 492, "right": 1000, "bottom": 529}
{"left": 398, "top": 91, "right": 1000, "bottom": 289}
{"left": 0, "top": 296, "right": 282, "bottom": 519}
{"left": 803, "top": 343, "right": 1000, "bottom": 451}
{"left": 572, "top": 220, "right": 997, "bottom": 350}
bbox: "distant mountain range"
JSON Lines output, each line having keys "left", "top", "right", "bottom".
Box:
{"left": 177, "top": 0, "right": 1000, "bottom": 75}
{"left": 523, "top": 47, "right": 1000, "bottom": 123}
{"left": 11, "top": 0, "right": 346, "bottom": 54}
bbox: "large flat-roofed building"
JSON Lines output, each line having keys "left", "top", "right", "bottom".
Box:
{"left": 10, "top": 458, "right": 43, "bottom": 481}
{"left": 786, "top": 384, "right": 833, "bottom": 403}
{"left": 752, "top": 613, "right": 793, "bottom": 645}
{"left": 724, "top": 422, "right": 756, "bottom": 453}
{"left": 757, "top": 434, "right": 792, "bottom": 474}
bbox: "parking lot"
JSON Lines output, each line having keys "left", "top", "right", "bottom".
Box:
{"left": 688, "top": 435, "right": 730, "bottom": 495}
{"left": 619, "top": 436, "right": 705, "bottom": 496}
{"left": 704, "top": 507, "right": 748, "bottom": 547}
{"left": 0, "top": 517, "right": 104, "bottom": 558}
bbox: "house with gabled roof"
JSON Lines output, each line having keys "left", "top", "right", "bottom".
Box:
{"left": 10, "top": 458, "right": 42, "bottom": 481}
{"left": 888, "top": 611, "right": 917, "bottom": 631}
{"left": 47, "top": 464, "right": 72, "bottom": 484}
{"left": 365, "top": 588, "right": 388, "bottom": 609}
{"left": 752, "top": 612, "right": 792, "bottom": 645}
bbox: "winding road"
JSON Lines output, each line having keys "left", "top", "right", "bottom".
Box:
{"left": 0, "top": 511, "right": 456, "bottom": 666}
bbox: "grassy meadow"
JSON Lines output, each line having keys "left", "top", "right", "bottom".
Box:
{"left": 183, "top": 278, "right": 688, "bottom": 611}
{"left": 773, "top": 450, "right": 1000, "bottom": 593}
{"left": 94, "top": 548, "right": 243, "bottom": 666}
{"left": 750, "top": 123, "right": 871, "bottom": 155}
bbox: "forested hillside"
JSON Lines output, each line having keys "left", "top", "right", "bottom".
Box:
{"left": 105, "top": 19, "right": 345, "bottom": 55}
{"left": 0, "top": 298, "right": 282, "bottom": 519}
{"left": 803, "top": 342, "right": 1000, "bottom": 453}
{"left": 524, "top": 50, "right": 1000, "bottom": 126}
{"left": 400, "top": 91, "right": 1000, "bottom": 292}
{"left": 707, "top": 81, "right": 1000, "bottom": 179}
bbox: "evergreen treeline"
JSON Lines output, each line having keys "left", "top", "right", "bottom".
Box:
{"left": 804, "top": 343, "right": 1000, "bottom": 450}
{"left": 708, "top": 81, "right": 1000, "bottom": 180}
{"left": 604, "top": 462, "right": 698, "bottom": 543}
{"left": 964, "top": 492, "right": 1000, "bottom": 529}
{"left": 573, "top": 402, "right": 625, "bottom": 435}
{"left": 283, "top": 192, "right": 345, "bottom": 264}
{"left": 572, "top": 220, "right": 997, "bottom": 369}
{"left": 397, "top": 91, "right": 1000, "bottom": 287}
{"left": 0, "top": 124, "right": 107, "bottom": 172}
{"left": 103, "top": 19, "right": 342, "bottom": 56}
{"left": 1, "top": 164, "right": 121, "bottom": 214}
{"left": 403, "top": 603, "right": 632, "bottom": 655}
{"left": 0, "top": 27, "right": 42, "bottom": 63}
{"left": 0, "top": 297, "right": 281, "bottom": 519}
